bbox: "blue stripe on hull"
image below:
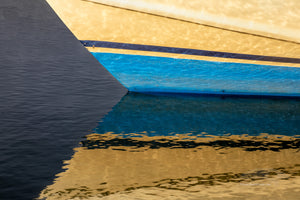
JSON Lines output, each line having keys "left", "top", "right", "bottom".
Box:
{"left": 92, "top": 52, "right": 300, "bottom": 97}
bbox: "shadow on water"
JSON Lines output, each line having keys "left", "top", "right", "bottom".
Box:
{"left": 39, "top": 93, "right": 300, "bottom": 200}
{"left": 0, "top": 0, "right": 126, "bottom": 199}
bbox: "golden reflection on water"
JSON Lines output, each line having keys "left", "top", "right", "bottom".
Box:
{"left": 39, "top": 132, "right": 300, "bottom": 200}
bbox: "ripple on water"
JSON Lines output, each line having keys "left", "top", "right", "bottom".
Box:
{"left": 39, "top": 93, "right": 300, "bottom": 200}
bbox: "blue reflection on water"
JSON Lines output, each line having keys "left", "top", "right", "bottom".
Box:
{"left": 95, "top": 92, "right": 300, "bottom": 137}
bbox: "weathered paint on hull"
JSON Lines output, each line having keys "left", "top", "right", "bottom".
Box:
{"left": 46, "top": 0, "right": 300, "bottom": 97}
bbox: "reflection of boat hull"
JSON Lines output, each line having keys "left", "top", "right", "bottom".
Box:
{"left": 39, "top": 133, "right": 300, "bottom": 199}
{"left": 46, "top": 0, "right": 300, "bottom": 97}
{"left": 38, "top": 92, "right": 300, "bottom": 199}
{"left": 95, "top": 93, "right": 300, "bottom": 136}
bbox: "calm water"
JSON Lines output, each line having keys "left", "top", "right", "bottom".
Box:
{"left": 94, "top": 92, "right": 300, "bottom": 137}
{"left": 39, "top": 93, "right": 300, "bottom": 199}
{"left": 1, "top": 1, "right": 299, "bottom": 200}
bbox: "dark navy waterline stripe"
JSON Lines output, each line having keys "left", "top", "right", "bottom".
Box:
{"left": 80, "top": 40, "right": 300, "bottom": 64}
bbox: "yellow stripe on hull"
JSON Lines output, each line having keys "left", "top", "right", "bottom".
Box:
{"left": 87, "top": 47, "right": 300, "bottom": 68}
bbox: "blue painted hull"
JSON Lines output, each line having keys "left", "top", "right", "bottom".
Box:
{"left": 92, "top": 52, "right": 300, "bottom": 97}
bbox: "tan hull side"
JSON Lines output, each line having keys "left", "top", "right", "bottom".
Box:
{"left": 46, "top": 0, "right": 300, "bottom": 60}
{"left": 88, "top": 0, "right": 300, "bottom": 43}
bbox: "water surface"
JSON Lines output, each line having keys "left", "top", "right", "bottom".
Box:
{"left": 0, "top": 1, "right": 126, "bottom": 199}
{"left": 39, "top": 93, "right": 300, "bottom": 200}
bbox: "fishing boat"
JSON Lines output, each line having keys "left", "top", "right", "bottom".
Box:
{"left": 46, "top": 0, "right": 300, "bottom": 97}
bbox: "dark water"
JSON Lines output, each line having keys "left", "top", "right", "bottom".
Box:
{"left": 0, "top": 1, "right": 126, "bottom": 199}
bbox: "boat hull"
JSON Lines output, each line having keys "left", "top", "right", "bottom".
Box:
{"left": 46, "top": 0, "right": 300, "bottom": 97}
